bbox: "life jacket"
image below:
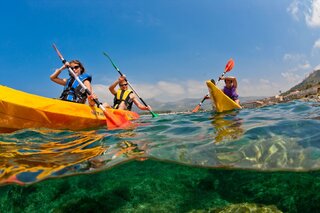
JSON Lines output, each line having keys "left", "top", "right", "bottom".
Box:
{"left": 60, "top": 73, "right": 92, "bottom": 103}
{"left": 223, "top": 86, "right": 239, "bottom": 101}
{"left": 113, "top": 89, "right": 133, "bottom": 110}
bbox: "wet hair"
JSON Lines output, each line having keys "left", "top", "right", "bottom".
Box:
{"left": 69, "top": 60, "right": 86, "bottom": 74}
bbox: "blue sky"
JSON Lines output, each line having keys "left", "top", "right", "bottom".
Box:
{"left": 1, "top": 0, "right": 320, "bottom": 103}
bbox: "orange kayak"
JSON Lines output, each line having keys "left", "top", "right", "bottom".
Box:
{"left": 0, "top": 85, "right": 139, "bottom": 133}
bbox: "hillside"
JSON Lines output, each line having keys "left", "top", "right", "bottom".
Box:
{"left": 242, "top": 69, "right": 320, "bottom": 108}
{"left": 283, "top": 69, "right": 320, "bottom": 95}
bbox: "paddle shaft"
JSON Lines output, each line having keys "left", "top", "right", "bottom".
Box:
{"left": 198, "top": 95, "right": 209, "bottom": 107}
{"left": 192, "top": 77, "right": 223, "bottom": 112}
{"left": 125, "top": 80, "right": 149, "bottom": 107}
{"left": 52, "top": 44, "right": 104, "bottom": 111}
{"left": 216, "top": 71, "right": 227, "bottom": 84}
{"left": 192, "top": 59, "right": 234, "bottom": 113}
{"left": 52, "top": 44, "right": 136, "bottom": 129}
{"left": 103, "top": 52, "right": 158, "bottom": 117}
{"left": 200, "top": 73, "right": 227, "bottom": 104}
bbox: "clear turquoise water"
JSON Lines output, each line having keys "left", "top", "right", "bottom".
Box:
{"left": 1, "top": 100, "right": 320, "bottom": 212}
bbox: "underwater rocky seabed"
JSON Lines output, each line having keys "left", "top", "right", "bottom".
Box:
{"left": 1, "top": 159, "right": 320, "bottom": 213}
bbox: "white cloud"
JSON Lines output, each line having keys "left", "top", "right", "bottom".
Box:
{"left": 287, "top": 0, "right": 301, "bottom": 20}
{"left": 281, "top": 72, "right": 302, "bottom": 83}
{"left": 241, "top": 78, "right": 250, "bottom": 84}
{"left": 283, "top": 53, "right": 305, "bottom": 61}
{"left": 280, "top": 52, "right": 313, "bottom": 89}
{"left": 314, "top": 64, "right": 320, "bottom": 70}
{"left": 279, "top": 66, "right": 310, "bottom": 90}
{"left": 238, "top": 78, "right": 282, "bottom": 97}
{"left": 306, "top": 0, "right": 320, "bottom": 27}
{"left": 92, "top": 84, "right": 111, "bottom": 104}
{"left": 282, "top": 53, "right": 311, "bottom": 76}
{"left": 313, "top": 38, "right": 320, "bottom": 48}
{"left": 157, "top": 81, "right": 185, "bottom": 96}
{"left": 185, "top": 80, "right": 208, "bottom": 97}
{"left": 288, "top": 0, "right": 320, "bottom": 28}
{"left": 93, "top": 78, "right": 287, "bottom": 103}
{"left": 299, "top": 62, "right": 311, "bottom": 69}
{"left": 92, "top": 80, "right": 208, "bottom": 103}
{"left": 259, "top": 79, "right": 270, "bottom": 84}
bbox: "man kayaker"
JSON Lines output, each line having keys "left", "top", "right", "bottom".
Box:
{"left": 219, "top": 76, "right": 240, "bottom": 105}
{"left": 108, "top": 76, "right": 152, "bottom": 111}
{"left": 50, "top": 60, "right": 95, "bottom": 106}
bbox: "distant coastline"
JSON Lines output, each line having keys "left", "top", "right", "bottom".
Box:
{"left": 242, "top": 69, "right": 320, "bottom": 108}
{"left": 242, "top": 84, "right": 320, "bottom": 109}
{"left": 137, "top": 70, "right": 320, "bottom": 113}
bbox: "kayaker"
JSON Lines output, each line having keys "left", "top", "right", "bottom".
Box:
{"left": 108, "top": 76, "right": 152, "bottom": 111}
{"left": 219, "top": 76, "right": 240, "bottom": 105}
{"left": 50, "top": 60, "right": 95, "bottom": 106}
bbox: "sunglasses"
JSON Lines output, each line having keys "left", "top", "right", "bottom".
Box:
{"left": 120, "top": 83, "right": 128, "bottom": 86}
{"left": 71, "top": 65, "right": 80, "bottom": 70}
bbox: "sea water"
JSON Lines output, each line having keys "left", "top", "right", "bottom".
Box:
{"left": 0, "top": 100, "right": 319, "bottom": 212}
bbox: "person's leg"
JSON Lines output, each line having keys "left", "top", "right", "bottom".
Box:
{"left": 102, "top": 103, "right": 112, "bottom": 108}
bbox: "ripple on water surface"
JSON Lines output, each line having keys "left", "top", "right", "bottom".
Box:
{"left": 0, "top": 101, "right": 320, "bottom": 186}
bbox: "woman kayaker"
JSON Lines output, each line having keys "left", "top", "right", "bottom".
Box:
{"left": 107, "top": 76, "right": 151, "bottom": 111}
{"left": 50, "top": 60, "right": 95, "bottom": 106}
{"left": 219, "top": 76, "right": 240, "bottom": 105}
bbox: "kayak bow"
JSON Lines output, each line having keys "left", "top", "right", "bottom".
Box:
{"left": 0, "top": 85, "right": 139, "bottom": 133}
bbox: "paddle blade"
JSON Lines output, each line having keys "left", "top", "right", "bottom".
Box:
{"left": 192, "top": 104, "right": 201, "bottom": 113}
{"left": 103, "top": 110, "right": 132, "bottom": 129}
{"left": 150, "top": 111, "right": 159, "bottom": 118}
{"left": 103, "top": 52, "right": 122, "bottom": 74}
{"left": 225, "top": 58, "right": 234, "bottom": 72}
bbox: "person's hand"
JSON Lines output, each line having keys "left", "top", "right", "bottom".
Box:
{"left": 205, "top": 94, "right": 210, "bottom": 100}
{"left": 88, "top": 93, "right": 97, "bottom": 99}
{"left": 146, "top": 105, "right": 152, "bottom": 111}
{"left": 58, "top": 62, "right": 69, "bottom": 71}
{"left": 64, "top": 62, "right": 70, "bottom": 69}
{"left": 88, "top": 93, "right": 97, "bottom": 106}
{"left": 119, "top": 75, "right": 127, "bottom": 82}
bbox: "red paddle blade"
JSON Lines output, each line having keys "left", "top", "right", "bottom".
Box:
{"left": 225, "top": 58, "right": 234, "bottom": 72}
{"left": 104, "top": 109, "right": 133, "bottom": 130}
{"left": 192, "top": 105, "right": 201, "bottom": 113}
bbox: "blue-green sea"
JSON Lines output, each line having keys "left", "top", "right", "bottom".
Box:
{"left": 1, "top": 100, "right": 320, "bottom": 212}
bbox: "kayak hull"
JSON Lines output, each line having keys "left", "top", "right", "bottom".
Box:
{"left": 206, "top": 80, "right": 242, "bottom": 113}
{"left": 0, "top": 85, "right": 139, "bottom": 133}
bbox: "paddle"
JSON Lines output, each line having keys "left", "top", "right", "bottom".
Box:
{"left": 52, "top": 44, "right": 128, "bottom": 129}
{"left": 191, "top": 94, "right": 210, "bottom": 113}
{"left": 192, "top": 58, "right": 235, "bottom": 113}
{"left": 102, "top": 52, "right": 159, "bottom": 118}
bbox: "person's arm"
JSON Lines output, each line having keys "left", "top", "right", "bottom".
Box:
{"left": 109, "top": 79, "right": 120, "bottom": 95}
{"left": 109, "top": 76, "right": 127, "bottom": 95}
{"left": 224, "top": 76, "right": 238, "bottom": 89}
{"left": 83, "top": 80, "right": 96, "bottom": 106}
{"left": 131, "top": 94, "right": 151, "bottom": 111}
{"left": 231, "top": 77, "right": 237, "bottom": 89}
{"left": 50, "top": 64, "right": 69, "bottom": 86}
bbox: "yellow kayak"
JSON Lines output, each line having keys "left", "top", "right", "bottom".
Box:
{"left": 206, "top": 80, "right": 242, "bottom": 112}
{"left": 0, "top": 85, "right": 139, "bottom": 133}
